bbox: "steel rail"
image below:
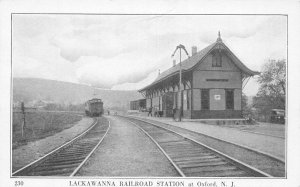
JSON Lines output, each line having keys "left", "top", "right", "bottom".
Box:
{"left": 12, "top": 117, "right": 109, "bottom": 177}
{"left": 128, "top": 120, "right": 186, "bottom": 177}
{"left": 122, "top": 116, "right": 273, "bottom": 177}
{"left": 70, "top": 119, "right": 110, "bottom": 176}
{"left": 130, "top": 116, "right": 285, "bottom": 163}
{"left": 12, "top": 118, "right": 99, "bottom": 176}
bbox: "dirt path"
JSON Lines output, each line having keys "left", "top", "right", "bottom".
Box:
{"left": 12, "top": 117, "right": 94, "bottom": 172}
{"left": 77, "top": 116, "right": 179, "bottom": 177}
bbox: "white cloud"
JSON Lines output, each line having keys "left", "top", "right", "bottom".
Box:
{"left": 74, "top": 51, "right": 165, "bottom": 88}
{"left": 12, "top": 15, "right": 287, "bottom": 95}
{"left": 112, "top": 70, "right": 158, "bottom": 90}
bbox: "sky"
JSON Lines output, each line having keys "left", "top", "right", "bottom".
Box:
{"left": 12, "top": 14, "right": 287, "bottom": 96}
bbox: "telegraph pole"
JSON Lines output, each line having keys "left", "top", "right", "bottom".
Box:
{"left": 171, "top": 44, "right": 190, "bottom": 121}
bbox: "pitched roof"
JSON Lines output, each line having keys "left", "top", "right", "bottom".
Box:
{"left": 139, "top": 39, "right": 259, "bottom": 92}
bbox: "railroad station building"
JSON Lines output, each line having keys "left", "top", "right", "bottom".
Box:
{"left": 138, "top": 33, "right": 259, "bottom": 119}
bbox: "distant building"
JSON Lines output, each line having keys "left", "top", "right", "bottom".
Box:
{"left": 139, "top": 33, "right": 259, "bottom": 119}
{"left": 130, "top": 99, "right": 146, "bottom": 111}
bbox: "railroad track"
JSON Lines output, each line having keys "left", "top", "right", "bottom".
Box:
{"left": 12, "top": 117, "right": 110, "bottom": 177}
{"left": 121, "top": 116, "right": 272, "bottom": 177}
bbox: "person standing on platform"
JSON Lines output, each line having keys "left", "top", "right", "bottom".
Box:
{"left": 172, "top": 106, "right": 176, "bottom": 121}
{"left": 148, "top": 107, "right": 152, "bottom": 117}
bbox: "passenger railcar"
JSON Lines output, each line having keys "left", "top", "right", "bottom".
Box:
{"left": 85, "top": 98, "right": 104, "bottom": 117}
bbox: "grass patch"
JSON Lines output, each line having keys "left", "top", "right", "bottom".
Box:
{"left": 12, "top": 111, "right": 82, "bottom": 149}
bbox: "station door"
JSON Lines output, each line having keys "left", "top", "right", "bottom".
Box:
{"left": 162, "top": 92, "right": 175, "bottom": 117}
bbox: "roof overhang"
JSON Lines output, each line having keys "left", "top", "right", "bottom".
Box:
{"left": 139, "top": 41, "right": 260, "bottom": 93}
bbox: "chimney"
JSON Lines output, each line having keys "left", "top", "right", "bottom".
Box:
{"left": 192, "top": 46, "right": 197, "bottom": 56}
{"left": 173, "top": 60, "right": 176, "bottom": 67}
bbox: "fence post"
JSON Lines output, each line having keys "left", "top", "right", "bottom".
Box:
{"left": 21, "top": 102, "right": 26, "bottom": 138}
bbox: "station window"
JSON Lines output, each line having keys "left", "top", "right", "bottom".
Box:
{"left": 212, "top": 52, "right": 222, "bottom": 67}
{"left": 226, "top": 90, "right": 234, "bottom": 109}
{"left": 201, "top": 89, "right": 210, "bottom": 110}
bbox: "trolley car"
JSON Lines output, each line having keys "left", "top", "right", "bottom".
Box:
{"left": 85, "top": 98, "right": 104, "bottom": 117}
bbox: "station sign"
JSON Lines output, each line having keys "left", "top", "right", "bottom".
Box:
{"left": 214, "top": 95, "right": 221, "bottom": 100}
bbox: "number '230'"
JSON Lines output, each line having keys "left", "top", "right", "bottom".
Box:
{"left": 15, "top": 181, "right": 24, "bottom": 186}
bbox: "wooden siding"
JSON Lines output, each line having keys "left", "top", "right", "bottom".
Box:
{"left": 193, "top": 89, "right": 201, "bottom": 110}
{"left": 193, "top": 52, "right": 242, "bottom": 89}
{"left": 193, "top": 71, "right": 242, "bottom": 89}
{"left": 234, "top": 89, "right": 242, "bottom": 110}
{"left": 196, "top": 53, "right": 239, "bottom": 71}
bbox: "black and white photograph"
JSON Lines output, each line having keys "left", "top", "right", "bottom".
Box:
{"left": 0, "top": 1, "right": 299, "bottom": 187}
{"left": 11, "top": 13, "right": 287, "bottom": 177}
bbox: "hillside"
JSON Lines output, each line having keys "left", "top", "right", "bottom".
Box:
{"left": 13, "top": 78, "right": 143, "bottom": 109}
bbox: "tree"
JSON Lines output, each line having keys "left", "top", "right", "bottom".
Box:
{"left": 241, "top": 93, "right": 248, "bottom": 110}
{"left": 241, "top": 93, "right": 251, "bottom": 116}
{"left": 253, "top": 59, "right": 286, "bottom": 121}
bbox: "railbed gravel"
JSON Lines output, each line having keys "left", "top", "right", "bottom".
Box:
{"left": 129, "top": 117, "right": 285, "bottom": 177}
{"left": 12, "top": 117, "right": 94, "bottom": 172}
{"left": 76, "top": 116, "right": 179, "bottom": 177}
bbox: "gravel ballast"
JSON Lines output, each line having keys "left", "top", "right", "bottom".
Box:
{"left": 12, "top": 117, "right": 94, "bottom": 172}
{"left": 77, "top": 116, "right": 179, "bottom": 177}
{"left": 132, "top": 116, "right": 285, "bottom": 160}
{"left": 130, "top": 117, "right": 285, "bottom": 177}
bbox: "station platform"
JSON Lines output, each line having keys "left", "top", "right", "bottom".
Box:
{"left": 129, "top": 115, "right": 285, "bottom": 162}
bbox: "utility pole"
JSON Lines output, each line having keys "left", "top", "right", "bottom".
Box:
{"left": 171, "top": 44, "right": 190, "bottom": 121}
